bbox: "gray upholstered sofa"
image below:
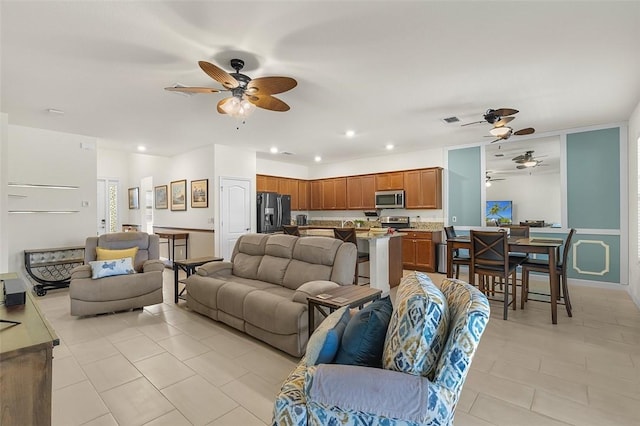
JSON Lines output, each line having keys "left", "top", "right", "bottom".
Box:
{"left": 69, "top": 232, "right": 165, "bottom": 316}
{"left": 185, "top": 233, "right": 357, "bottom": 357}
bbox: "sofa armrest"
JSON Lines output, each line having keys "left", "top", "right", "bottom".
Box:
{"left": 71, "top": 264, "right": 92, "bottom": 280}
{"left": 142, "top": 259, "right": 165, "bottom": 273}
{"left": 292, "top": 280, "right": 340, "bottom": 303}
{"left": 307, "top": 364, "right": 447, "bottom": 423}
{"left": 196, "top": 261, "right": 233, "bottom": 277}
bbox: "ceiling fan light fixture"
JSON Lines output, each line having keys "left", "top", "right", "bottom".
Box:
{"left": 485, "top": 180, "right": 492, "bottom": 187}
{"left": 524, "top": 160, "right": 537, "bottom": 167}
{"left": 220, "top": 96, "right": 255, "bottom": 119}
{"left": 490, "top": 126, "right": 512, "bottom": 137}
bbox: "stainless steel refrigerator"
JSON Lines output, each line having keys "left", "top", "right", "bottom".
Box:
{"left": 257, "top": 192, "right": 291, "bottom": 233}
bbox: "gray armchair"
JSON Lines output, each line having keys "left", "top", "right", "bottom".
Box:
{"left": 69, "top": 232, "right": 165, "bottom": 316}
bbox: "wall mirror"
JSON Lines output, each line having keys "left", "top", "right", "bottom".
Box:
{"left": 484, "top": 135, "right": 561, "bottom": 227}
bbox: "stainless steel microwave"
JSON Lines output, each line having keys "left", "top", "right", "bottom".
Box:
{"left": 375, "top": 190, "right": 405, "bottom": 209}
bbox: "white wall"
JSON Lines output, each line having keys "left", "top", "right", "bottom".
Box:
{"left": 0, "top": 113, "right": 8, "bottom": 272}
{"left": 5, "top": 125, "right": 97, "bottom": 274}
{"left": 628, "top": 100, "right": 640, "bottom": 307}
{"left": 256, "top": 158, "right": 308, "bottom": 179}
{"left": 486, "top": 173, "right": 562, "bottom": 225}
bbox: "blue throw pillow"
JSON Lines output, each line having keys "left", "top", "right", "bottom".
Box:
{"left": 333, "top": 296, "right": 393, "bottom": 368}
{"left": 89, "top": 258, "right": 136, "bottom": 279}
{"left": 306, "top": 306, "right": 350, "bottom": 366}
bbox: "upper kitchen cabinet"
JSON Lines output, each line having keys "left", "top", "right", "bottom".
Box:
{"left": 375, "top": 172, "right": 404, "bottom": 190}
{"left": 257, "top": 174, "right": 279, "bottom": 192}
{"left": 310, "top": 180, "right": 322, "bottom": 210}
{"left": 322, "top": 178, "right": 347, "bottom": 210}
{"left": 298, "top": 180, "right": 310, "bottom": 210}
{"left": 347, "top": 175, "right": 376, "bottom": 209}
{"left": 278, "top": 178, "right": 299, "bottom": 210}
{"left": 404, "top": 168, "right": 443, "bottom": 209}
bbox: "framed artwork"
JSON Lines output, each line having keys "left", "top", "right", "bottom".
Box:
{"left": 170, "top": 179, "right": 187, "bottom": 211}
{"left": 154, "top": 185, "right": 168, "bottom": 209}
{"left": 191, "top": 179, "right": 209, "bottom": 208}
{"left": 128, "top": 187, "right": 139, "bottom": 209}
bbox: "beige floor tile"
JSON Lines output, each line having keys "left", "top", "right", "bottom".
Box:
{"left": 490, "top": 360, "right": 588, "bottom": 405}
{"left": 55, "top": 321, "right": 102, "bottom": 345}
{"left": 201, "top": 330, "right": 262, "bottom": 358}
{"left": 156, "top": 332, "right": 211, "bottom": 360}
{"left": 220, "top": 372, "right": 281, "bottom": 424}
{"left": 137, "top": 321, "right": 183, "bottom": 341}
{"left": 143, "top": 409, "right": 193, "bottom": 426}
{"left": 469, "top": 394, "right": 568, "bottom": 426}
{"left": 53, "top": 340, "right": 72, "bottom": 359}
{"left": 172, "top": 316, "right": 226, "bottom": 340}
{"left": 114, "top": 334, "right": 166, "bottom": 362}
{"left": 234, "top": 347, "right": 298, "bottom": 385}
{"left": 53, "top": 355, "right": 87, "bottom": 390}
{"left": 81, "top": 413, "right": 119, "bottom": 426}
{"left": 68, "top": 337, "right": 120, "bottom": 365}
{"left": 52, "top": 380, "right": 109, "bottom": 426}
{"left": 162, "top": 375, "right": 238, "bottom": 425}
{"left": 184, "top": 349, "right": 249, "bottom": 386}
{"left": 151, "top": 308, "right": 194, "bottom": 325}
{"left": 134, "top": 352, "right": 196, "bottom": 389}
{"left": 453, "top": 411, "right": 497, "bottom": 426}
{"left": 101, "top": 377, "right": 174, "bottom": 426}
{"left": 457, "top": 387, "right": 479, "bottom": 413}
{"left": 464, "top": 369, "right": 535, "bottom": 409}
{"left": 207, "top": 406, "right": 267, "bottom": 426}
{"left": 587, "top": 385, "right": 640, "bottom": 420}
{"left": 82, "top": 353, "right": 142, "bottom": 392}
{"left": 532, "top": 389, "right": 636, "bottom": 426}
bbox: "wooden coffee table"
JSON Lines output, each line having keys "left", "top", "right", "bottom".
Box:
{"left": 173, "top": 256, "right": 223, "bottom": 303}
{"left": 308, "top": 285, "right": 382, "bottom": 336}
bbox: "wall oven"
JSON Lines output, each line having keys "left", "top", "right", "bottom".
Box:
{"left": 375, "top": 190, "right": 405, "bottom": 209}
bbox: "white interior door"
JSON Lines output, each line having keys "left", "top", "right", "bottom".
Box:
{"left": 220, "top": 177, "right": 251, "bottom": 260}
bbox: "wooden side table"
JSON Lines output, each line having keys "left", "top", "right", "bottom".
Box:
{"left": 155, "top": 231, "right": 189, "bottom": 266}
{"left": 173, "top": 256, "right": 223, "bottom": 303}
{"left": 308, "top": 285, "right": 382, "bottom": 336}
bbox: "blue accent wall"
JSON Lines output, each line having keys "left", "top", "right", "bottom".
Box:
{"left": 567, "top": 128, "right": 620, "bottom": 229}
{"left": 448, "top": 147, "right": 481, "bottom": 226}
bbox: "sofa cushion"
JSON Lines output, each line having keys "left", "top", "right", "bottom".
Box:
{"left": 292, "top": 280, "right": 340, "bottom": 303}
{"left": 283, "top": 260, "right": 333, "bottom": 290}
{"left": 96, "top": 247, "right": 139, "bottom": 265}
{"left": 257, "top": 255, "right": 291, "bottom": 285}
{"left": 244, "top": 290, "right": 307, "bottom": 335}
{"left": 232, "top": 253, "right": 263, "bottom": 280}
{"left": 306, "top": 306, "right": 350, "bottom": 366}
{"left": 383, "top": 272, "right": 449, "bottom": 379}
{"left": 265, "top": 234, "right": 297, "bottom": 258}
{"left": 233, "top": 233, "right": 268, "bottom": 257}
{"left": 334, "top": 296, "right": 393, "bottom": 368}
{"left": 293, "top": 237, "right": 341, "bottom": 266}
{"left": 89, "top": 258, "right": 135, "bottom": 279}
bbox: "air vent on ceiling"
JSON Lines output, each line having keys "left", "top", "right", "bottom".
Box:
{"left": 280, "top": 151, "right": 294, "bottom": 156}
{"left": 442, "top": 116, "right": 460, "bottom": 124}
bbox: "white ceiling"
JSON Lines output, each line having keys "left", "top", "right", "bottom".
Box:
{"left": 1, "top": 1, "right": 639, "bottom": 166}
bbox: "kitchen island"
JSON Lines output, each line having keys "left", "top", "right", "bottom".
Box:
{"left": 299, "top": 227, "right": 403, "bottom": 295}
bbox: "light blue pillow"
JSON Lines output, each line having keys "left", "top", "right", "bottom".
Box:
{"left": 306, "top": 306, "right": 350, "bottom": 366}
{"left": 333, "top": 296, "right": 393, "bottom": 368}
{"left": 89, "top": 258, "right": 136, "bottom": 279}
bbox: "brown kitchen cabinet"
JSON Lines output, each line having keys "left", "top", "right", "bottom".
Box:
{"left": 310, "top": 180, "right": 322, "bottom": 210}
{"left": 404, "top": 168, "right": 443, "bottom": 209}
{"left": 278, "top": 178, "right": 299, "bottom": 210}
{"left": 375, "top": 172, "right": 404, "bottom": 191}
{"left": 322, "top": 178, "right": 347, "bottom": 210}
{"left": 256, "top": 174, "right": 279, "bottom": 192}
{"left": 402, "top": 231, "right": 442, "bottom": 272}
{"left": 298, "top": 180, "right": 310, "bottom": 210}
{"left": 347, "top": 175, "right": 376, "bottom": 209}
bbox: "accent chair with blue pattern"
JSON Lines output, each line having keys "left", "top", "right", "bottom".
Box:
{"left": 272, "top": 272, "right": 490, "bottom": 426}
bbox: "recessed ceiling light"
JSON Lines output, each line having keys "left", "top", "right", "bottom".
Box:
{"left": 270, "top": 147, "right": 278, "bottom": 154}
{"left": 385, "top": 143, "right": 394, "bottom": 150}
{"left": 137, "top": 145, "right": 146, "bottom": 152}
{"left": 314, "top": 156, "right": 322, "bottom": 162}
{"left": 345, "top": 130, "right": 355, "bottom": 138}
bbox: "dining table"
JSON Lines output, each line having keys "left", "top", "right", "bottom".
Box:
{"left": 446, "top": 235, "right": 564, "bottom": 324}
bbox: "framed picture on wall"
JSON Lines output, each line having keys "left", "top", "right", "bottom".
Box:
{"left": 154, "top": 185, "right": 168, "bottom": 209}
{"left": 128, "top": 187, "right": 139, "bottom": 209}
{"left": 170, "top": 179, "right": 187, "bottom": 211}
{"left": 191, "top": 179, "right": 208, "bottom": 208}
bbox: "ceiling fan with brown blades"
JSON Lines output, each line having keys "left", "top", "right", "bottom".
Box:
{"left": 165, "top": 59, "right": 297, "bottom": 119}
{"left": 461, "top": 108, "right": 519, "bottom": 127}
{"left": 512, "top": 150, "right": 546, "bottom": 168}
{"left": 489, "top": 126, "right": 535, "bottom": 143}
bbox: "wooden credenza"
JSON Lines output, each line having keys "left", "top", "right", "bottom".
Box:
{"left": 0, "top": 275, "right": 58, "bottom": 426}
{"left": 402, "top": 230, "right": 442, "bottom": 273}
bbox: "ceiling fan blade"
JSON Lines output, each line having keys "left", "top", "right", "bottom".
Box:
{"left": 461, "top": 120, "right": 487, "bottom": 127}
{"left": 494, "top": 108, "right": 519, "bottom": 117}
{"left": 516, "top": 165, "right": 527, "bottom": 169}
{"left": 514, "top": 127, "right": 535, "bottom": 136}
{"left": 247, "top": 77, "right": 297, "bottom": 95}
{"left": 199, "top": 61, "right": 239, "bottom": 89}
{"left": 246, "top": 94, "right": 290, "bottom": 112}
{"left": 164, "top": 86, "right": 220, "bottom": 94}
{"left": 493, "top": 116, "right": 515, "bottom": 127}
{"left": 512, "top": 155, "right": 525, "bottom": 161}
{"left": 490, "top": 138, "right": 503, "bottom": 143}
{"left": 216, "top": 98, "right": 231, "bottom": 114}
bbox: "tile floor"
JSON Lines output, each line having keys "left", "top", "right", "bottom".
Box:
{"left": 37, "top": 269, "right": 640, "bottom": 425}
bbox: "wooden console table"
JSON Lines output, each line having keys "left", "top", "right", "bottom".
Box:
{"left": 1, "top": 274, "right": 59, "bottom": 426}
{"left": 155, "top": 231, "right": 189, "bottom": 266}
{"left": 24, "top": 246, "right": 85, "bottom": 296}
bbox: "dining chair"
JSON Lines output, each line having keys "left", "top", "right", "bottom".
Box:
{"left": 282, "top": 225, "right": 300, "bottom": 236}
{"left": 444, "top": 226, "right": 470, "bottom": 279}
{"left": 470, "top": 230, "right": 525, "bottom": 320}
{"left": 333, "top": 227, "right": 369, "bottom": 284}
{"left": 520, "top": 228, "right": 575, "bottom": 316}
{"left": 500, "top": 224, "right": 530, "bottom": 238}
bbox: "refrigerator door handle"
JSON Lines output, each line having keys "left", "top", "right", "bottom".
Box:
{"left": 277, "top": 197, "right": 282, "bottom": 227}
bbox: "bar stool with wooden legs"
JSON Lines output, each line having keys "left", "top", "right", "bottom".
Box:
{"left": 444, "top": 226, "right": 470, "bottom": 279}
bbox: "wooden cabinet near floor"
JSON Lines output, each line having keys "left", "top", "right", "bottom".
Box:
{"left": 404, "top": 168, "right": 443, "bottom": 209}
{"left": 347, "top": 175, "right": 376, "bottom": 209}
{"left": 375, "top": 172, "right": 404, "bottom": 191}
{"left": 402, "top": 231, "right": 442, "bottom": 272}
